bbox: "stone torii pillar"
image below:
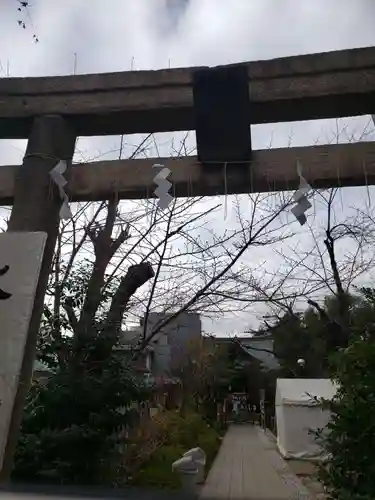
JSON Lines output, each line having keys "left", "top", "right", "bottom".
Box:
{"left": 0, "top": 115, "right": 76, "bottom": 481}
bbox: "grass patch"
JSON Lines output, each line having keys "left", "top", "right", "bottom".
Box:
{"left": 130, "top": 410, "right": 221, "bottom": 489}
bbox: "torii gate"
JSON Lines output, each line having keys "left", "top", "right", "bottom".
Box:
{"left": 0, "top": 44, "right": 375, "bottom": 479}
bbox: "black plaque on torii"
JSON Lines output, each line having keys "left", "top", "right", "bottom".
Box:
{"left": 193, "top": 64, "right": 252, "bottom": 165}
{"left": 192, "top": 64, "right": 252, "bottom": 195}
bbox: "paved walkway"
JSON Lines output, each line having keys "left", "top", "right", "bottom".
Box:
{"left": 200, "top": 425, "right": 313, "bottom": 500}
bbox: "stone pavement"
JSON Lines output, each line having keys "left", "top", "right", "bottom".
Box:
{"left": 199, "top": 424, "right": 313, "bottom": 500}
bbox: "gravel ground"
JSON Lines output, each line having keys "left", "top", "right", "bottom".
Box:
{"left": 264, "top": 430, "right": 326, "bottom": 500}
{"left": 287, "top": 461, "right": 326, "bottom": 500}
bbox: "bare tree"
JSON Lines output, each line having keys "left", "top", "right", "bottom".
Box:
{"left": 221, "top": 119, "right": 375, "bottom": 332}
{"left": 20, "top": 132, "right": 297, "bottom": 386}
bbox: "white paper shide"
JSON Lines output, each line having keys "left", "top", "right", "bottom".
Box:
{"left": 291, "top": 160, "right": 312, "bottom": 225}
{"left": 49, "top": 160, "right": 72, "bottom": 220}
{"left": 152, "top": 163, "right": 173, "bottom": 210}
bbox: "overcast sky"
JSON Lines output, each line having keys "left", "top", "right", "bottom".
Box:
{"left": 1, "top": 0, "right": 375, "bottom": 335}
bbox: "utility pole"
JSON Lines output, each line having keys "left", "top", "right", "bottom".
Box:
{"left": 0, "top": 115, "right": 76, "bottom": 481}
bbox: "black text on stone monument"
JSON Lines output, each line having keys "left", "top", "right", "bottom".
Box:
{"left": 0, "top": 265, "right": 12, "bottom": 300}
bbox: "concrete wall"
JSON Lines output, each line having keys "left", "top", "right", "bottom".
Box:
{"left": 145, "top": 312, "right": 202, "bottom": 374}
{"left": 120, "top": 312, "right": 202, "bottom": 376}
{"left": 149, "top": 332, "right": 171, "bottom": 376}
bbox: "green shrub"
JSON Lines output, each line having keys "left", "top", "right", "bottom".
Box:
{"left": 317, "top": 336, "right": 375, "bottom": 500}
{"left": 14, "top": 348, "right": 149, "bottom": 485}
